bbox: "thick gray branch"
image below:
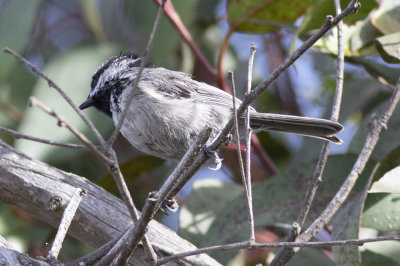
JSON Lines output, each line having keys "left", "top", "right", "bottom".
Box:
{"left": 0, "top": 140, "right": 220, "bottom": 266}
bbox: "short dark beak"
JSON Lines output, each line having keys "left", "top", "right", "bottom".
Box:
{"left": 79, "top": 98, "right": 93, "bottom": 110}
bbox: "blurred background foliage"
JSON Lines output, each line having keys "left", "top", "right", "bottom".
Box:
{"left": 0, "top": 0, "right": 399, "bottom": 264}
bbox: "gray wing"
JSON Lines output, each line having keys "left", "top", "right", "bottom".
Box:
{"left": 145, "top": 67, "right": 254, "bottom": 110}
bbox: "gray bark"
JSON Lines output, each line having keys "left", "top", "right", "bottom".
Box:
{"left": 0, "top": 140, "right": 220, "bottom": 265}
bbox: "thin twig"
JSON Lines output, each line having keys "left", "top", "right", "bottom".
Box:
{"left": 95, "top": 227, "right": 134, "bottom": 266}
{"left": 3, "top": 48, "right": 105, "bottom": 146}
{"left": 155, "top": 1, "right": 361, "bottom": 263}
{"left": 157, "top": 128, "right": 212, "bottom": 210}
{"left": 209, "top": 0, "right": 360, "bottom": 152}
{"left": 157, "top": 235, "right": 400, "bottom": 265}
{"left": 93, "top": 0, "right": 168, "bottom": 260}
{"left": 107, "top": 0, "right": 167, "bottom": 146}
{"left": 245, "top": 43, "right": 256, "bottom": 242}
{"left": 274, "top": 78, "right": 400, "bottom": 265}
{"left": 300, "top": 78, "right": 400, "bottom": 240}
{"left": 0, "top": 126, "right": 87, "bottom": 150}
{"left": 270, "top": 1, "right": 349, "bottom": 263}
{"left": 95, "top": 128, "right": 212, "bottom": 265}
{"left": 105, "top": 153, "right": 158, "bottom": 264}
{"left": 5, "top": 27, "right": 158, "bottom": 265}
{"left": 227, "top": 71, "right": 247, "bottom": 190}
{"left": 114, "top": 195, "right": 158, "bottom": 266}
{"left": 228, "top": 69, "right": 254, "bottom": 240}
{"left": 331, "top": 0, "right": 345, "bottom": 122}
{"left": 47, "top": 188, "right": 87, "bottom": 259}
{"left": 68, "top": 228, "right": 130, "bottom": 266}
{"left": 28, "top": 97, "right": 111, "bottom": 164}
{"left": 81, "top": 1, "right": 360, "bottom": 264}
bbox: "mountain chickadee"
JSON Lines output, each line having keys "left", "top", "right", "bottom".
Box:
{"left": 79, "top": 53, "right": 343, "bottom": 161}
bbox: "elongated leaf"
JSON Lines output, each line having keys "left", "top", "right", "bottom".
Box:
{"left": 227, "top": 0, "right": 316, "bottom": 34}
{"left": 362, "top": 193, "right": 400, "bottom": 231}
{"left": 362, "top": 241, "right": 400, "bottom": 266}
{"left": 370, "top": 145, "right": 400, "bottom": 193}
{"left": 371, "top": 0, "right": 400, "bottom": 35}
{"left": 376, "top": 32, "right": 400, "bottom": 63}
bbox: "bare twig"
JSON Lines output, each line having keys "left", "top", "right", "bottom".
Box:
{"left": 95, "top": 128, "right": 211, "bottom": 265}
{"left": 114, "top": 195, "right": 158, "bottom": 266}
{"left": 300, "top": 78, "right": 400, "bottom": 240}
{"left": 157, "top": 235, "right": 400, "bottom": 265}
{"left": 107, "top": 0, "right": 166, "bottom": 146}
{"left": 96, "top": 227, "right": 135, "bottom": 266}
{"left": 228, "top": 69, "right": 254, "bottom": 240}
{"left": 3, "top": 47, "right": 105, "bottom": 146}
{"left": 0, "top": 126, "right": 87, "bottom": 150}
{"left": 270, "top": 2, "right": 350, "bottom": 264}
{"left": 274, "top": 78, "right": 400, "bottom": 265}
{"left": 157, "top": 128, "right": 212, "bottom": 210}
{"left": 28, "top": 97, "right": 111, "bottom": 163}
{"left": 47, "top": 188, "right": 87, "bottom": 259}
{"left": 68, "top": 231, "right": 125, "bottom": 266}
{"left": 105, "top": 154, "right": 158, "bottom": 264}
{"left": 227, "top": 71, "right": 246, "bottom": 189}
{"left": 331, "top": 0, "right": 345, "bottom": 122}
{"left": 155, "top": 1, "right": 361, "bottom": 263}
{"left": 101, "top": 0, "right": 169, "bottom": 260}
{"left": 245, "top": 43, "right": 256, "bottom": 242}
{"left": 209, "top": 0, "right": 360, "bottom": 153}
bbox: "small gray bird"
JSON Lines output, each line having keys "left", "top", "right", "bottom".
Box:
{"left": 79, "top": 53, "right": 343, "bottom": 161}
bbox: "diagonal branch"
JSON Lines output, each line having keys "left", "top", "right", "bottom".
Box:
{"left": 209, "top": 0, "right": 360, "bottom": 152}
{"left": 28, "top": 97, "right": 111, "bottom": 163}
{"left": 3, "top": 47, "right": 105, "bottom": 146}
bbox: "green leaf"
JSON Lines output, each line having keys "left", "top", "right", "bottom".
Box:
{"left": 362, "top": 193, "right": 400, "bottom": 231}
{"left": 350, "top": 18, "right": 382, "bottom": 53}
{"left": 369, "top": 145, "right": 400, "bottom": 193}
{"left": 227, "top": 0, "right": 317, "bottom": 34}
{"left": 375, "top": 32, "right": 400, "bottom": 63}
{"left": 15, "top": 45, "right": 118, "bottom": 163}
{"left": 313, "top": 23, "right": 378, "bottom": 57}
{"left": 299, "top": 0, "right": 378, "bottom": 34}
{"left": 361, "top": 241, "right": 400, "bottom": 266}
{"left": 370, "top": 166, "right": 400, "bottom": 193}
{"left": 0, "top": 0, "right": 40, "bottom": 81}
{"left": 331, "top": 193, "right": 364, "bottom": 266}
{"left": 371, "top": 0, "right": 400, "bottom": 35}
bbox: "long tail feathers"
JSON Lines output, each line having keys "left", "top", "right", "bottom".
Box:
{"left": 250, "top": 113, "right": 344, "bottom": 144}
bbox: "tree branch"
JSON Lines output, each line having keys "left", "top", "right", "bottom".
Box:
{"left": 0, "top": 140, "right": 220, "bottom": 266}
